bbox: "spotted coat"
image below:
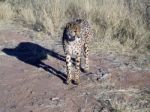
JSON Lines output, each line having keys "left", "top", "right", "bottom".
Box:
{"left": 62, "top": 19, "right": 93, "bottom": 85}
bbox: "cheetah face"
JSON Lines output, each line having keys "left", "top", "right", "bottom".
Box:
{"left": 64, "top": 23, "right": 81, "bottom": 42}
{"left": 65, "top": 29, "right": 77, "bottom": 41}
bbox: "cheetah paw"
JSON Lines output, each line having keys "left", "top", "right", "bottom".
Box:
{"left": 83, "top": 67, "right": 89, "bottom": 73}
{"left": 73, "top": 79, "right": 80, "bottom": 85}
{"left": 66, "top": 79, "right": 71, "bottom": 85}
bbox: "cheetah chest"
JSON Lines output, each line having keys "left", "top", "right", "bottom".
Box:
{"left": 67, "top": 38, "right": 82, "bottom": 55}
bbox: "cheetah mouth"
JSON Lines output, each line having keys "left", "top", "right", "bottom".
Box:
{"left": 67, "top": 36, "right": 75, "bottom": 41}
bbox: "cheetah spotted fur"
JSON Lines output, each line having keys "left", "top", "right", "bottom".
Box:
{"left": 62, "top": 19, "right": 93, "bottom": 85}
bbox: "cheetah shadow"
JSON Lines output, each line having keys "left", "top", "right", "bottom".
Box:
{"left": 2, "top": 42, "right": 68, "bottom": 83}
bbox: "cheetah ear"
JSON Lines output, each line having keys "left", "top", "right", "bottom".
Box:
{"left": 76, "top": 25, "right": 81, "bottom": 32}
{"left": 76, "top": 32, "right": 81, "bottom": 37}
{"left": 75, "top": 25, "right": 81, "bottom": 37}
{"left": 66, "top": 23, "right": 71, "bottom": 29}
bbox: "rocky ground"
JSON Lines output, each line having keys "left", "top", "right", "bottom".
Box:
{"left": 0, "top": 24, "right": 150, "bottom": 112}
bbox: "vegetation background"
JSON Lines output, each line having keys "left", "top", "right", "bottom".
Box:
{"left": 0, "top": 0, "right": 150, "bottom": 112}
{"left": 0, "top": 0, "right": 150, "bottom": 55}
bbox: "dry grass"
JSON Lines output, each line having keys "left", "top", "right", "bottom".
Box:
{"left": 0, "top": 1, "right": 14, "bottom": 21}
{"left": 0, "top": 0, "right": 149, "bottom": 56}
{"left": 0, "top": 0, "right": 149, "bottom": 71}
{"left": 0, "top": 0, "right": 149, "bottom": 53}
{"left": 92, "top": 79, "right": 150, "bottom": 112}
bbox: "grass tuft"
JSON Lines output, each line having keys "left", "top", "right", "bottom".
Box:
{"left": 0, "top": 0, "right": 149, "bottom": 64}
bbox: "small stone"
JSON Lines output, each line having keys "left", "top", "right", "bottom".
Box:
{"left": 47, "top": 31, "right": 51, "bottom": 36}
{"left": 50, "top": 97, "right": 60, "bottom": 101}
{"left": 10, "top": 104, "right": 16, "bottom": 109}
{"left": 96, "top": 68, "right": 111, "bottom": 80}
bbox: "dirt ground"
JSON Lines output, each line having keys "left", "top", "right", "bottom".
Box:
{"left": 0, "top": 25, "right": 150, "bottom": 112}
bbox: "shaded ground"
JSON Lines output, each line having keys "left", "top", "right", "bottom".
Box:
{"left": 0, "top": 26, "right": 150, "bottom": 112}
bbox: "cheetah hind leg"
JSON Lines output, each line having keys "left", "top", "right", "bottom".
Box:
{"left": 66, "top": 54, "right": 72, "bottom": 85}
{"left": 83, "top": 42, "right": 89, "bottom": 73}
{"left": 74, "top": 53, "right": 81, "bottom": 85}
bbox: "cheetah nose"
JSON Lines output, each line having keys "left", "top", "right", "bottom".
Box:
{"left": 68, "top": 36, "right": 75, "bottom": 41}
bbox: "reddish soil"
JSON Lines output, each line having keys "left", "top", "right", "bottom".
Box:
{"left": 0, "top": 28, "right": 149, "bottom": 112}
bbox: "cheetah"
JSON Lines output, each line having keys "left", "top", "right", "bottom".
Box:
{"left": 62, "top": 19, "right": 93, "bottom": 85}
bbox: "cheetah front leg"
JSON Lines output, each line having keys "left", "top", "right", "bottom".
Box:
{"left": 66, "top": 53, "right": 72, "bottom": 85}
{"left": 83, "top": 41, "right": 89, "bottom": 72}
{"left": 74, "top": 52, "right": 81, "bottom": 85}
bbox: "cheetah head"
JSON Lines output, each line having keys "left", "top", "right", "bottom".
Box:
{"left": 63, "top": 22, "right": 81, "bottom": 41}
